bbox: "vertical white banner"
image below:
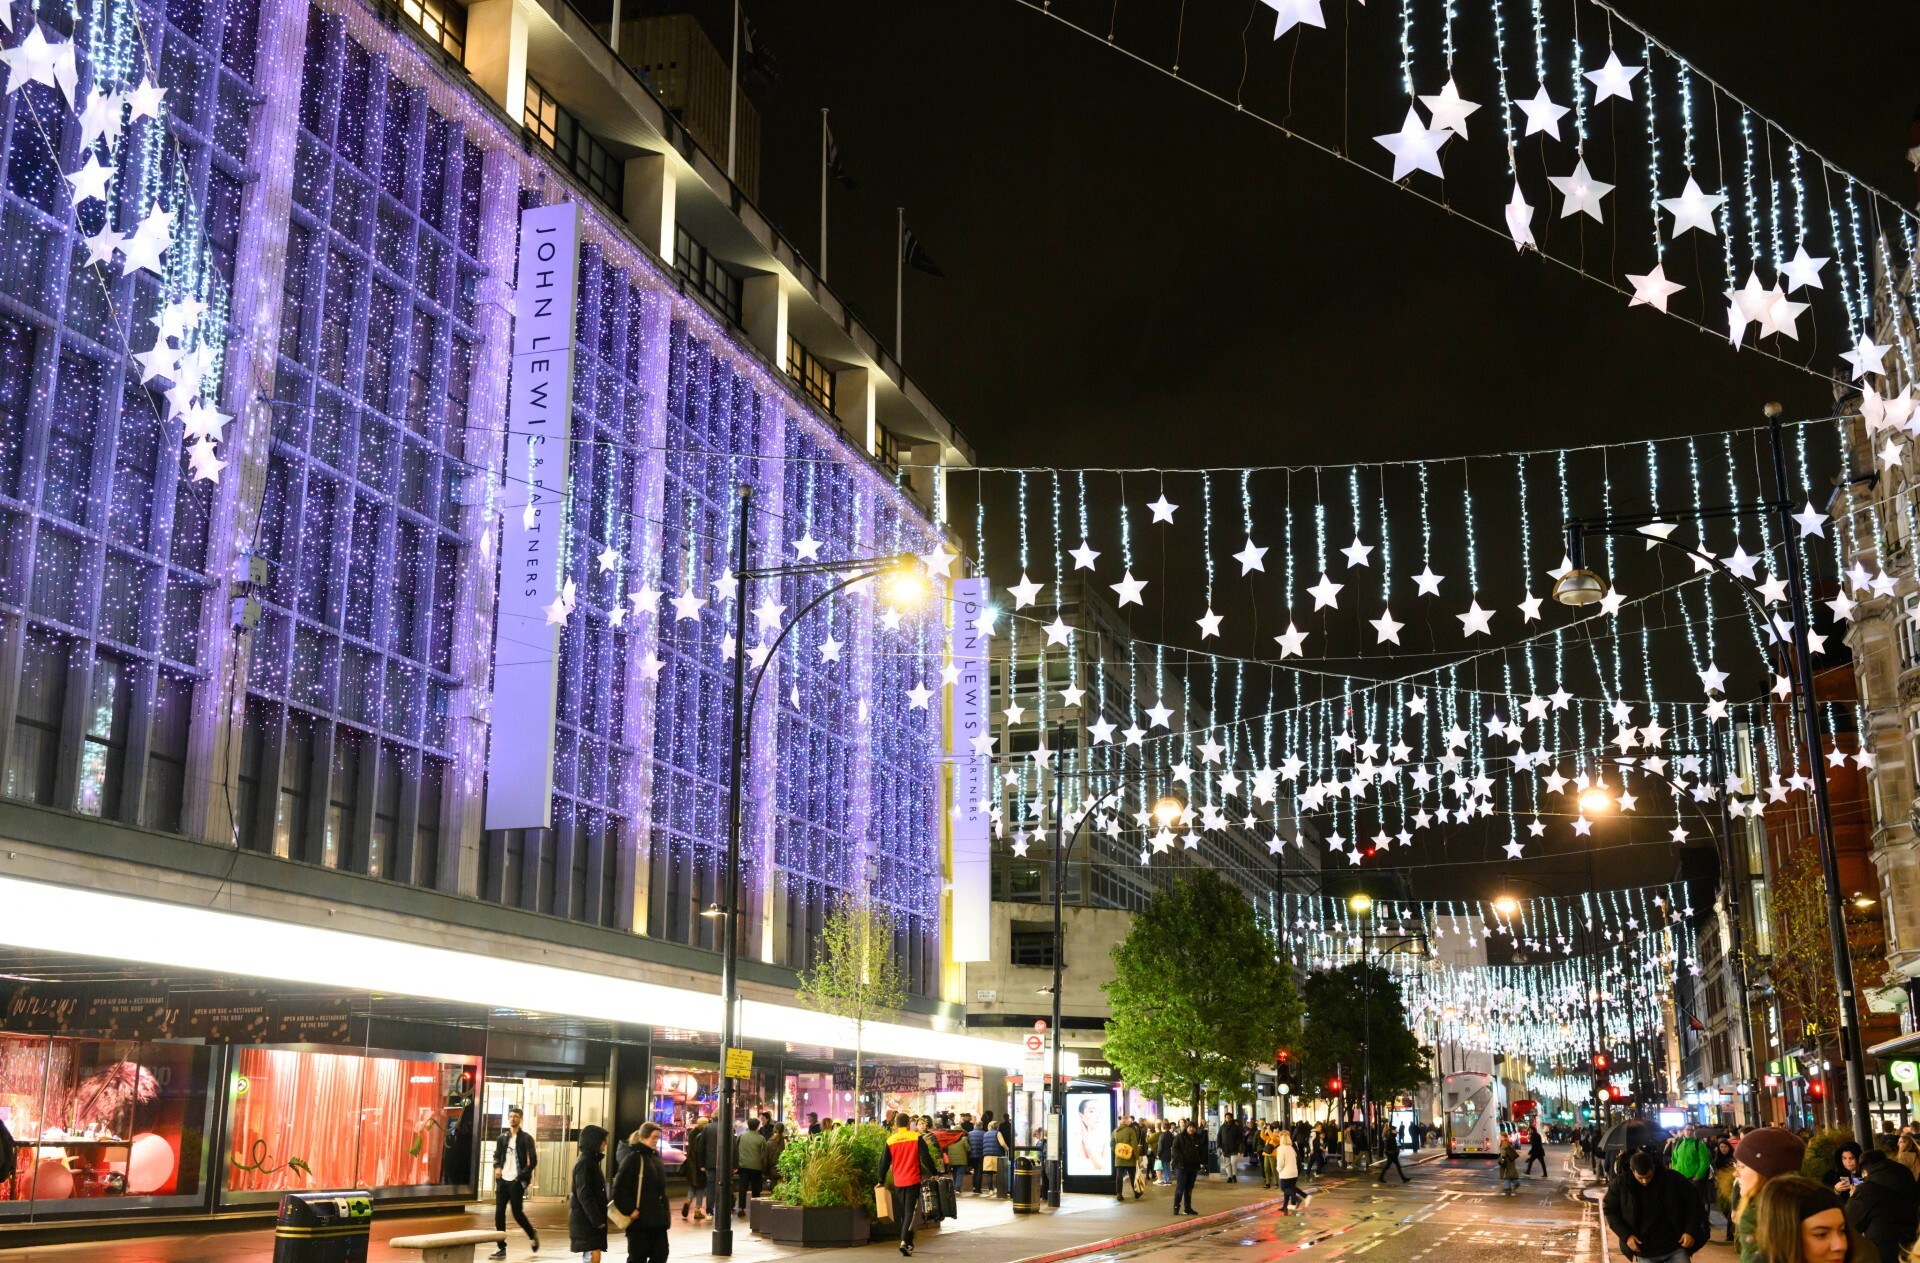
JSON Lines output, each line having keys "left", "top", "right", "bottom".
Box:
{"left": 949, "top": 577, "right": 991, "bottom": 961}
{"left": 485, "top": 202, "right": 580, "bottom": 832}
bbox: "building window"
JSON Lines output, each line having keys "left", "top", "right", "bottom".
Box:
{"left": 673, "top": 226, "right": 743, "bottom": 325}
{"left": 786, "top": 336, "right": 833, "bottom": 412}
{"left": 875, "top": 425, "right": 906, "bottom": 477}
{"left": 1900, "top": 594, "right": 1920, "bottom": 670}
{"left": 397, "top": 0, "right": 465, "bottom": 63}
{"left": 1009, "top": 923, "right": 1057, "bottom": 967}
{"left": 523, "top": 78, "right": 624, "bottom": 210}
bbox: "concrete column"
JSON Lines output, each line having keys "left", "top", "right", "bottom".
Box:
{"left": 438, "top": 151, "right": 525, "bottom": 896}
{"left": 464, "top": 0, "right": 529, "bottom": 123}
{"left": 615, "top": 287, "right": 673, "bottom": 934}
{"left": 181, "top": 0, "right": 313, "bottom": 846}
{"left": 741, "top": 275, "right": 786, "bottom": 370}
{"left": 622, "top": 154, "right": 676, "bottom": 262}
{"left": 906, "top": 442, "right": 943, "bottom": 522}
{"left": 832, "top": 367, "right": 876, "bottom": 457}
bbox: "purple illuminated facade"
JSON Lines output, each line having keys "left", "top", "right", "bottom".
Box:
{"left": 0, "top": 0, "right": 948, "bottom": 989}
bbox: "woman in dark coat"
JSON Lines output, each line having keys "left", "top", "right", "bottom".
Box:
{"left": 570, "top": 1124, "right": 610, "bottom": 1261}
{"left": 612, "top": 1122, "right": 673, "bottom": 1263}
{"left": 1844, "top": 1148, "right": 1919, "bottom": 1263}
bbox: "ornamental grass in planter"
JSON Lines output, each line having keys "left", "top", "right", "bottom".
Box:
{"left": 761, "top": 1122, "right": 888, "bottom": 1247}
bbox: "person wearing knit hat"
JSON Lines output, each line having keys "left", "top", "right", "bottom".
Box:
{"left": 1733, "top": 1128, "right": 1809, "bottom": 1263}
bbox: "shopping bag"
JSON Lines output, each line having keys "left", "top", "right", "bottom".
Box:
{"left": 873, "top": 1185, "right": 893, "bottom": 1221}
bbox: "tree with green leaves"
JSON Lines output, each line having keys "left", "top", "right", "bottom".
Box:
{"left": 1102, "top": 869, "right": 1301, "bottom": 1115}
{"left": 796, "top": 897, "right": 909, "bottom": 1112}
{"left": 1297, "top": 961, "right": 1429, "bottom": 1111}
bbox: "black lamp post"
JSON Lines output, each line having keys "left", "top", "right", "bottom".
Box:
{"left": 709, "top": 483, "right": 927, "bottom": 1256}
{"left": 1553, "top": 406, "right": 1872, "bottom": 1146}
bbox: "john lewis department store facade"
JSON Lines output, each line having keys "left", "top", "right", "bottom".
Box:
{"left": 0, "top": 0, "right": 1002, "bottom": 1233}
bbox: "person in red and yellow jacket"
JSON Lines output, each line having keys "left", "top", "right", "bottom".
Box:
{"left": 885, "top": 1114, "right": 925, "bottom": 1256}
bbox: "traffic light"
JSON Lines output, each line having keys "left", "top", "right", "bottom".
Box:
{"left": 1276, "top": 1048, "right": 1290, "bottom": 1067}
{"left": 1591, "top": 1053, "right": 1609, "bottom": 1071}
{"left": 1329, "top": 1076, "right": 1342, "bottom": 1093}
{"left": 1809, "top": 1081, "right": 1826, "bottom": 1100}
{"left": 1608, "top": 1085, "right": 1622, "bottom": 1100}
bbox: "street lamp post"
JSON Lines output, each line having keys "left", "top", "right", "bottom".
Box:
{"left": 709, "top": 483, "right": 927, "bottom": 1256}
{"left": 1037, "top": 748, "right": 1181, "bottom": 1208}
{"left": 1554, "top": 406, "right": 1872, "bottom": 1145}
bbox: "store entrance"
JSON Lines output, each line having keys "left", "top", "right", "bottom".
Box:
{"left": 477, "top": 1075, "right": 608, "bottom": 1201}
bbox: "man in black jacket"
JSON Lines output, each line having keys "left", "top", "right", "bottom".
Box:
{"left": 1603, "top": 1151, "right": 1708, "bottom": 1263}
{"left": 1216, "top": 1114, "right": 1244, "bottom": 1183}
{"left": 1172, "top": 1122, "right": 1204, "bottom": 1216}
{"left": 1377, "top": 1127, "right": 1409, "bottom": 1184}
{"left": 489, "top": 1107, "right": 539, "bottom": 1259}
{"left": 1846, "top": 1149, "right": 1920, "bottom": 1263}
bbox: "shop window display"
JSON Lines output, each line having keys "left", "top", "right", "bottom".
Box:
{"left": 0, "top": 1035, "right": 213, "bottom": 1214}
{"left": 224, "top": 1048, "right": 476, "bottom": 1201}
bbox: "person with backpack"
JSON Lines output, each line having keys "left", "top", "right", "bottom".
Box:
{"left": 1666, "top": 1123, "right": 1715, "bottom": 1222}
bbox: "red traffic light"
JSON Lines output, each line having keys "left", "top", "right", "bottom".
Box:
{"left": 1277, "top": 1049, "right": 1290, "bottom": 1065}
{"left": 1592, "top": 1053, "right": 1609, "bottom": 1070}
{"left": 1329, "top": 1077, "right": 1342, "bottom": 1092}
{"left": 1809, "top": 1081, "right": 1826, "bottom": 1099}
{"left": 1608, "top": 1086, "right": 1622, "bottom": 1100}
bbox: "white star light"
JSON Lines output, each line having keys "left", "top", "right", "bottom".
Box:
{"left": 1147, "top": 494, "right": 1178, "bottom": 524}
{"left": 1420, "top": 78, "right": 1481, "bottom": 137}
{"left": 1069, "top": 541, "right": 1100, "bottom": 570}
{"left": 1274, "top": 623, "right": 1308, "bottom": 658}
{"left": 82, "top": 226, "right": 125, "bottom": 267}
{"left": 1582, "top": 51, "right": 1642, "bottom": 103}
{"left": 63, "top": 152, "right": 113, "bottom": 207}
{"left": 1457, "top": 599, "right": 1494, "bottom": 637}
{"left": 1110, "top": 571, "right": 1146, "bottom": 607}
{"left": 1515, "top": 86, "right": 1570, "bottom": 139}
{"left": 1781, "top": 242, "right": 1829, "bottom": 292}
{"left": 1505, "top": 182, "right": 1536, "bottom": 251}
{"left": 1374, "top": 106, "right": 1448, "bottom": 181}
{"left": 119, "top": 206, "right": 174, "bottom": 276}
{"left": 1340, "top": 537, "right": 1374, "bottom": 568}
{"left": 1007, "top": 573, "right": 1043, "bottom": 609}
{"left": 1371, "top": 610, "right": 1403, "bottom": 645}
{"left": 124, "top": 77, "right": 166, "bottom": 119}
{"left": 1627, "top": 263, "right": 1685, "bottom": 313}
{"left": 75, "top": 89, "right": 124, "bottom": 153}
{"left": 1196, "top": 609, "right": 1223, "bottom": 640}
{"left": 1, "top": 25, "right": 76, "bottom": 102}
{"left": 1518, "top": 593, "right": 1544, "bottom": 622}
{"left": 1234, "top": 538, "right": 1268, "bottom": 574}
{"left": 1842, "top": 335, "right": 1892, "bottom": 380}
{"left": 1660, "top": 177, "right": 1727, "bottom": 238}
{"left": 818, "top": 635, "right": 843, "bottom": 663}
{"left": 671, "top": 591, "right": 707, "bottom": 621}
{"left": 791, "top": 534, "right": 822, "bottom": 561}
{"left": 596, "top": 544, "right": 619, "bottom": 574}
{"left": 1259, "top": 0, "right": 1326, "bottom": 39}
{"left": 1307, "top": 572, "right": 1344, "bottom": 609}
{"left": 1550, "top": 159, "right": 1613, "bottom": 222}
{"left": 1411, "top": 564, "right": 1444, "bottom": 596}
{"left": 1043, "top": 616, "right": 1072, "bottom": 647}
{"left": 906, "top": 683, "right": 933, "bottom": 710}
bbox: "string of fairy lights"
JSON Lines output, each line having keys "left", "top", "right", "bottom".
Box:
{"left": 1010, "top": 0, "right": 1919, "bottom": 387}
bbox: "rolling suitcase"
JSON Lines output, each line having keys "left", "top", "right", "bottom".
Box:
{"left": 937, "top": 1174, "right": 957, "bottom": 1219}
{"left": 920, "top": 1180, "right": 943, "bottom": 1222}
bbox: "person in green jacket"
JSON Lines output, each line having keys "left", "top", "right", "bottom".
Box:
{"left": 1113, "top": 1116, "right": 1144, "bottom": 1202}
{"left": 1667, "top": 1123, "right": 1716, "bottom": 1225}
{"left": 1731, "top": 1127, "right": 1807, "bottom": 1263}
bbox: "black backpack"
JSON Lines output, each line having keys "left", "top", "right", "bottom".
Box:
{"left": 0, "top": 1116, "right": 17, "bottom": 1183}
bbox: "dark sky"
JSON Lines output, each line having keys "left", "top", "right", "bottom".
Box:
{"left": 669, "top": 0, "right": 1919, "bottom": 898}
{"left": 687, "top": 0, "right": 1920, "bottom": 469}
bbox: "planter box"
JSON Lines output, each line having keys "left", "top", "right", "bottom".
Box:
{"left": 759, "top": 1203, "right": 873, "bottom": 1248}
{"left": 747, "top": 1196, "right": 773, "bottom": 1234}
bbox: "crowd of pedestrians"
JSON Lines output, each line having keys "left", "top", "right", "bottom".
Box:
{"left": 1590, "top": 1119, "right": 1920, "bottom": 1263}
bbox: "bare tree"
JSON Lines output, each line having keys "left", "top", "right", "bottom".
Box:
{"left": 796, "top": 897, "right": 909, "bottom": 1113}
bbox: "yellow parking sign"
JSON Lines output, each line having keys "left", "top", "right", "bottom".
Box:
{"left": 725, "top": 1047, "right": 754, "bottom": 1078}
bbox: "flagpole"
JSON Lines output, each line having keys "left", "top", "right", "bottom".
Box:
{"left": 726, "top": 0, "right": 740, "bottom": 181}
{"left": 608, "top": 0, "right": 620, "bottom": 54}
{"left": 895, "top": 207, "right": 904, "bottom": 364}
{"left": 820, "top": 109, "right": 829, "bottom": 282}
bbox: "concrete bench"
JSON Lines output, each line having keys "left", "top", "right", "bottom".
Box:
{"left": 389, "top": 1229, "right": 512, "bottom": 1263}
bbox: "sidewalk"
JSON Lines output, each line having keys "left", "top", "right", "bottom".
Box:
{"left": 7, "top": 1173, "right": 1290, "bottom": 1263}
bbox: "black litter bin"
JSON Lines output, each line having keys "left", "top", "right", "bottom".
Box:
{"left": 1011, "top": 1156, "right": 1040, "bottom": 1215}
{"left": 273, "top": 1190, "right": 372, "bottom": 1263}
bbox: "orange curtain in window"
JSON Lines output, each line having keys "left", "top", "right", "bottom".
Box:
{"left": 356, "top": 1058, "right": 446, "bottom": 1188}
{"left": 227, "top": 1049, "right": 366, "bottom": 1191}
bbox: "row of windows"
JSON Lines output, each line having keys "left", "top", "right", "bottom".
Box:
{"left": 524, "top": 78, "right": 625, "bottom": 211}
{"left": 785, "top": 335, "right": 833, "bottom": 412}
{"left": 673, "top": 224, "right": 743, "bottom": 325}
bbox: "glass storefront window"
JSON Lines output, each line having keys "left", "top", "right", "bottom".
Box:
{"left": 649, "top": 1063, "right": 717, "bottom": 1171}
{"left": 476, "top": 1076, "right": 607, "bottom": 1200}
{"left": 224, "top": 1048, "right": 478, "bottom": 1202}
{"left": 0, "top": 1034, "right": 214, "bottom": 1216}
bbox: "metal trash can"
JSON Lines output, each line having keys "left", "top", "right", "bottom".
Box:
{"left": 273, "top": 1190, "right": 372, "bottom": 1263}
{"left": 1011, "top": 1156, "right": 1040, "bottom": 1215}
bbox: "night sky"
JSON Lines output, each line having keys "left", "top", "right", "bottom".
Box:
{"left": 670, "top": 1, "right": 1920, "bottom": 898}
